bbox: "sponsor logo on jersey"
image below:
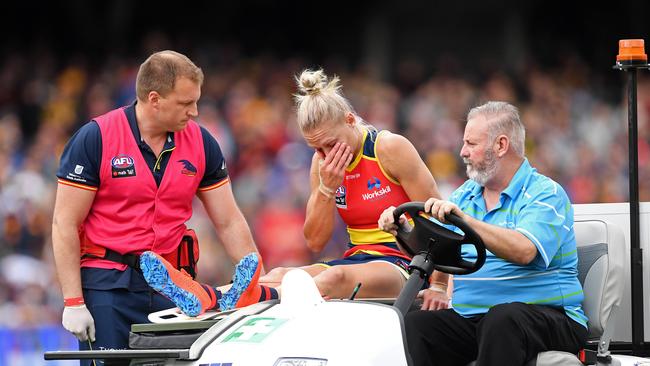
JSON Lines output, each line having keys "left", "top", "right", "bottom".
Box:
{"left": 362, "top": 185, "right": 392, "bottom": 201}
{"left": 362, "top": 176, "right": 391, "bottom": 201}
{"left": 367, "top": 176, "right": 381, "bottom": 190}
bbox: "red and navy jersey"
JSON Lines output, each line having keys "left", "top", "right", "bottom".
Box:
{"left": 336, "top": 130, "right": 411, "bottom": 251}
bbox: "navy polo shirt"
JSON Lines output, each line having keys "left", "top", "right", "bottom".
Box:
{"left": 56, "top": 102, "right": 229, "bottom": 291}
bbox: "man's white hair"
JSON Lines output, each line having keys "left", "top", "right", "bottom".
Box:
{"left": 467, "top": 101, "right": 526, "bottom": 157}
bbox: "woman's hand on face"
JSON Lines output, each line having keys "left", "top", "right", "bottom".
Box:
{"left": 319, "top": 142, "right": 353, "bottom": 190}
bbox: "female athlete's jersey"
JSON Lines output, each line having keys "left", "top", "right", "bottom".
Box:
{"left": 335, "top": 130, "right": 411, "bottom": 254}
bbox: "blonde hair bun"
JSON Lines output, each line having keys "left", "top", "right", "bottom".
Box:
{"left": 297, "top": 69, "right": 329, "bottom": 95}
{"left": 295, "top": 68, "right": 369, "bottom": 132}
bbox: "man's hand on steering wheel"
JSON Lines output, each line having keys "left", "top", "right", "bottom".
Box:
{"left": 424, "top": 198, "right": 468, "bottom": 224}
{"left": 378, "top": 206, "right": 412, "bottom": 236}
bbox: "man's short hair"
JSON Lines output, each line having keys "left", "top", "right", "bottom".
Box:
{"left": 135, "top": 50, "right": 204, "bottom": 101}
{"left": 468, "top": 101, "right": 526, "bottom": 157}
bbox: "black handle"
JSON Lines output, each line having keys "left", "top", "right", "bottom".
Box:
{"left": 392, "top": 202, "right": 486, "bottom": 275}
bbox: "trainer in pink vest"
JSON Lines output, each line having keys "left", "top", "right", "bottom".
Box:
{"left": 80, "top": 107, "right": 206, "bottom": 270}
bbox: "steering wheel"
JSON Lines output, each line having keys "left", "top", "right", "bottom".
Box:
{"left": 393, "top": 202, "right": 486, "bottom": 275}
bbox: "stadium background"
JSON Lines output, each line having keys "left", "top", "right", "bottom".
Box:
{"left": 0, "top": 1, "right": 649, "bottom": 364}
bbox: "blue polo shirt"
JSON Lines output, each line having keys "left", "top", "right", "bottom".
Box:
{"left": 56, "top": 102, "right": 229, "bottom": 291}
{"left": 449, "top": 159, "right": 587, "bottom": 328}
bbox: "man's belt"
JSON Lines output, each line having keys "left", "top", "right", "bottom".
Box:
{"left": 80, "top": 229, "right": 200, "bottom": 279}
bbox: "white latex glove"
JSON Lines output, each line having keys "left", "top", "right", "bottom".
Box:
{"left": 62, "top": 304, "right": 96, "bottom": 342}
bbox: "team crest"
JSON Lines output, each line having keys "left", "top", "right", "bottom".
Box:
{"left": 178, "top": 159, "right": 197, "bottom": 176}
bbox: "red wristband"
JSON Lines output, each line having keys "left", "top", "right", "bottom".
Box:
{"left": 64, "top": 297, "right": 85, "bottom": 307}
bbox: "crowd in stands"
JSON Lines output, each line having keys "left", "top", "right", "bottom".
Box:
{"left": 0, "top": 41, "right": 648, "bottom": 333}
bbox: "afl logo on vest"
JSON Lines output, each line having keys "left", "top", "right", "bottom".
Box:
{"left": 111, "top": 154, "right": 136, "bottom": 178}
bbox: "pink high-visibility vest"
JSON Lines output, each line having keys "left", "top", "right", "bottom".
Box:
{"left": 80, "top": 107, "right": 205, "bottom": 270}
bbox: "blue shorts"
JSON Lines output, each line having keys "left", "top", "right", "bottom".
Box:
{"left": 319, "top": 254, "right": 410, "bottom": 271}
{"left": 319, "top": 253, "right": 411, "bottom": 278}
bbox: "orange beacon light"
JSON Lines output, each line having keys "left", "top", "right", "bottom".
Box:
{"left": 616, "top": 39, "right": 648, "bottom": 66}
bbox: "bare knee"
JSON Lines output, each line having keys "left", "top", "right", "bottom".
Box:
{"left": 268, "top": 267, "right": 292, "bottom": 276}
{"left": 260, "top": 266, "right": 292, "bottom": 284}
{"left": 314, "top": 266, "right": 346, "bottom": 296}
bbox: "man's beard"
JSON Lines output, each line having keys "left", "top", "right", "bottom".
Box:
{"left": 464, "top": 148, "right": 498, "bottom": 186}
